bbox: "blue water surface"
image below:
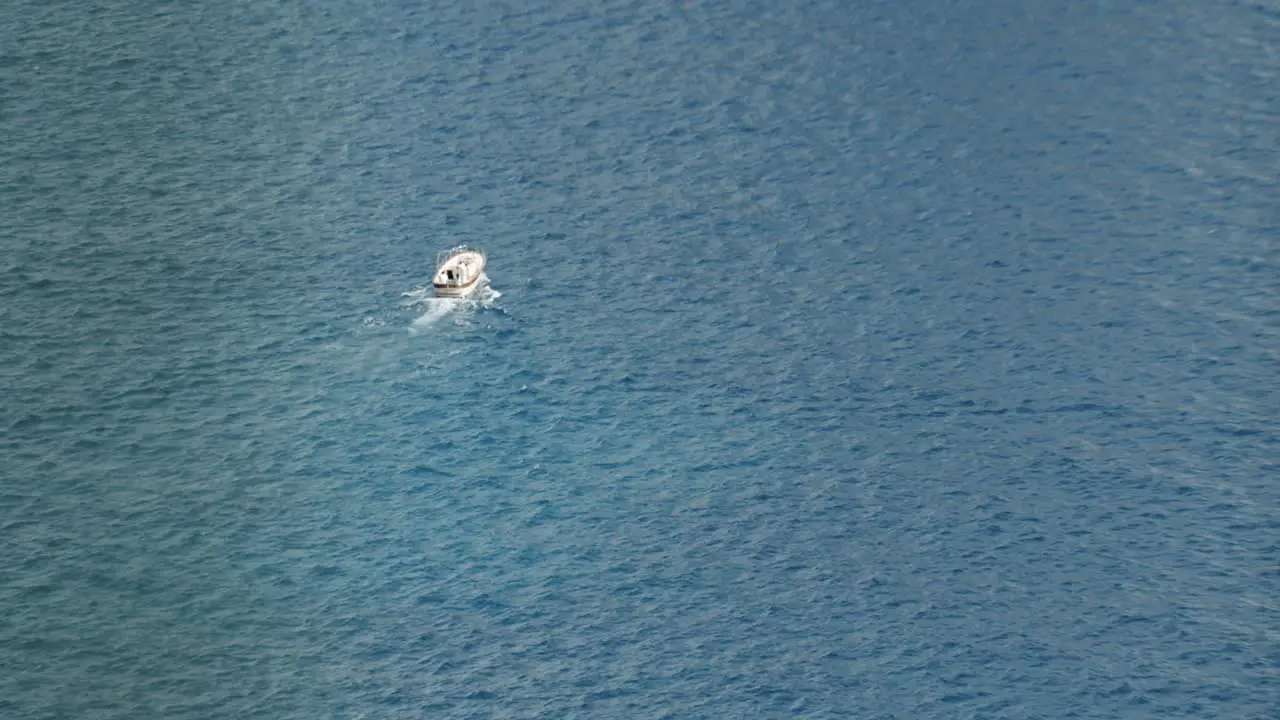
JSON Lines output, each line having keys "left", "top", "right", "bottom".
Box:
{"left": 2, "top": 0, "right": 1276, "bottom": 717}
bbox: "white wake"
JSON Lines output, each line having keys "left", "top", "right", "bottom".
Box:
{"left": 402, "top": 275, "right": 501, "bottom": 334}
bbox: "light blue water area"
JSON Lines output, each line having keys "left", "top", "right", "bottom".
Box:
{"left": 2, "top": 0, "right": 1276, "bottom": 717}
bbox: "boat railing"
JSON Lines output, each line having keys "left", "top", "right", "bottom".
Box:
{"left": 435, "top": 245, "right": 485, "bottom": 269}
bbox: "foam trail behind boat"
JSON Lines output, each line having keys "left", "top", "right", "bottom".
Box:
{"left": 409, "top": 297, "right": 462, "bottom": 333}
{"left": 404, "top": 275, "right": 500, "bottom": 335}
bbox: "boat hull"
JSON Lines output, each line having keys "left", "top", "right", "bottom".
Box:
{"left": 432, "top": 247, "right": 486, "bottom": 298}
{"left": 432, "top": 277, "right": 483, "bottom": 297}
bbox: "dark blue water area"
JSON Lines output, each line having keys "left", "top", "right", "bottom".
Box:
{"left": 1, "top": 0, "right": 1276, "bottom": 717}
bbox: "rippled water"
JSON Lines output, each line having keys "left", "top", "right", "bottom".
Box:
{"left": 2, "top": 0, "right": 1277, "bottom": 717}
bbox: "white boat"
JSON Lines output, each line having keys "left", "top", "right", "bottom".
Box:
{"left": 432, "top": 246, "right": 486, "bottom": 298}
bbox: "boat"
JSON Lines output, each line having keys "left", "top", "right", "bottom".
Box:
{"left": 432, "top": 246, "right": 486, "bottom": 297}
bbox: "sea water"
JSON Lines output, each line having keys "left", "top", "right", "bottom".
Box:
{"left": 2, "top": 0, "right": 1276, "bottom": 717}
